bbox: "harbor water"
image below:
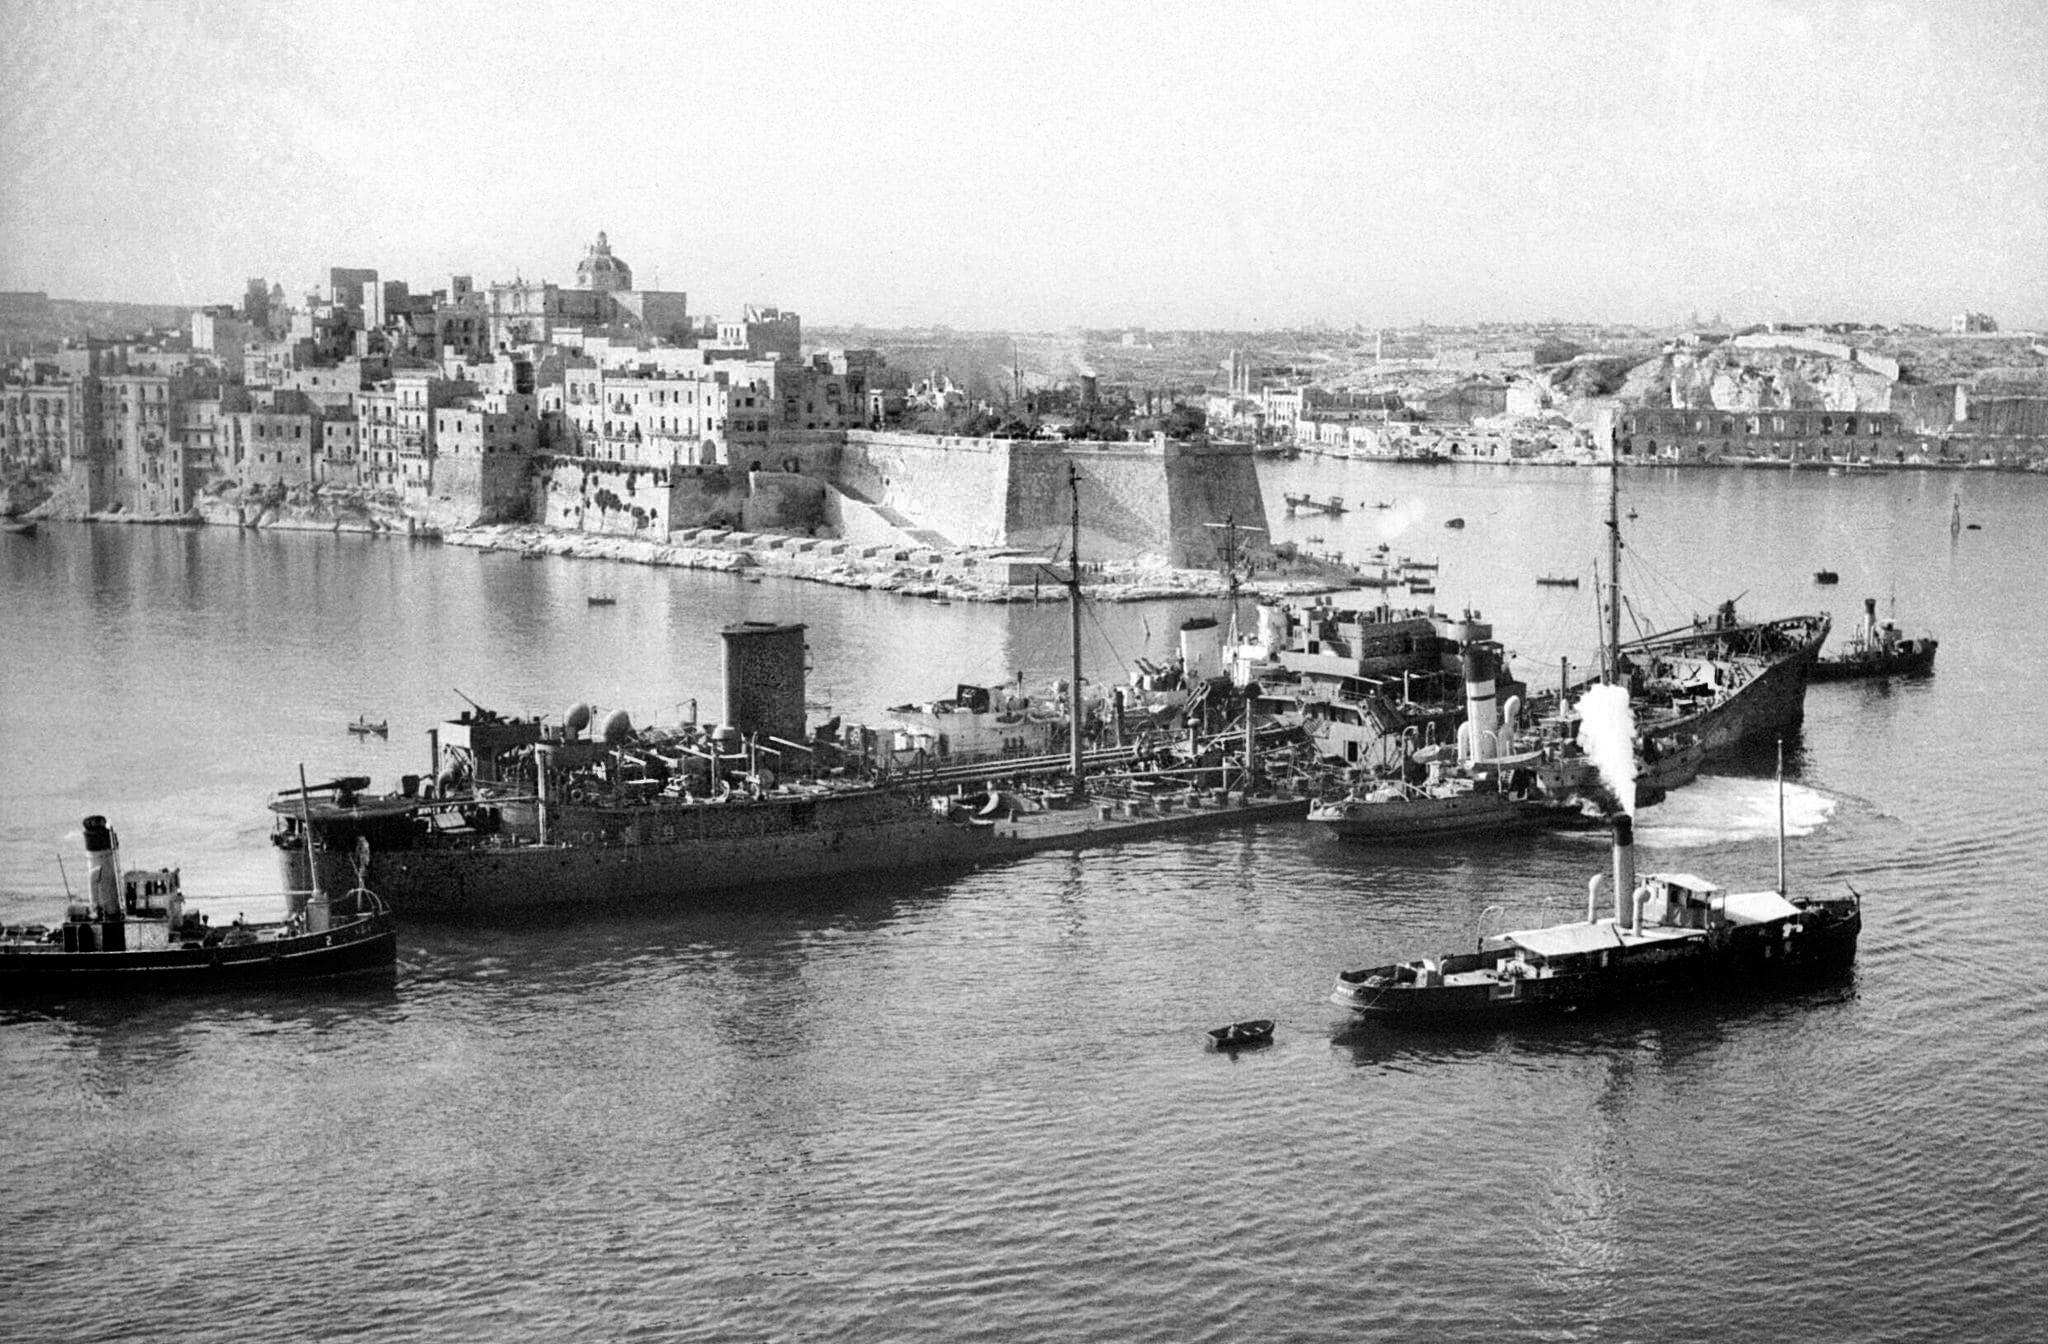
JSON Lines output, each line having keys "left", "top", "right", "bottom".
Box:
{"left": 3, "top": 462, "right": 2044, "bottom": 1342}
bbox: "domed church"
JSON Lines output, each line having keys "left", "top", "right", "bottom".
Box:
{"left": 576, "top": 231, "right": 633, "bottom": 294}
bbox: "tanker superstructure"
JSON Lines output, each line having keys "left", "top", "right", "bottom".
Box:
{"left": 272, "top": 622, "right": 994, "bottom": 918}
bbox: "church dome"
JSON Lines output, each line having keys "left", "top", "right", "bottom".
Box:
{"left": 577, "top": 231, "right": 633, "bottom": 293}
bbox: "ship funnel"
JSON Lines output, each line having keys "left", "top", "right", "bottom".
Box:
{"left": 82, "top": 815, "right": 122, "bottom": 919}
{"left": 1460, "top": 642, "right": 1501, "bottom": 762}
{"left": 721, "top": 621, "right": 808, "bottom": 745}
{"left": 1611, "top": 814, "right": 1637, "bottom": 930}
{"left": 1863, "top": 597, "right": 1878, "bottom": 645}
{"left": 1178, "top": 617, "right": 1223, "bottom": 682}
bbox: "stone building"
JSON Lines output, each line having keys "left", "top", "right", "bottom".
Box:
{"left": 713, "top": 306, "right": 801, "bottom": 362}
{"left": 0, "top": 378, "right": 72, "bottom": 468}
{"left": 1617, "top": 405, "right": 1913, "bottom": 462}
{"left": 224, "top": 395, "right": 321, "bottom": 489}
{"left": 576, "top": 232, "right": 632, "bottom": 293}
{"left": 431, "top": 388, "right": 540, "bottom": 525}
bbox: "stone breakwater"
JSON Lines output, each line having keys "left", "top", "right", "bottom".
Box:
{"left": 444, "top": 523, "right": 1350, "bottom": 605}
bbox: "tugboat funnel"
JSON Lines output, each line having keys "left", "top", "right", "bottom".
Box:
{"left": 1461, "top": 642, "right": 1500, "bottom": 762}
{"left": 1612, "top": 814, "right": 1637, "bottom": 930}
{"left": 82, "top": 815, "right": 122, "bottom": 919}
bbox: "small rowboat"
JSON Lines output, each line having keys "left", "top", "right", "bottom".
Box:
{"left": 1814, "top": 570, "right": 1839, "bottom": 585}
{"left": 347, "top": 716, "right": 388, "bottom": 737}
{"left": 1444, "top": 517, "right": 1465, "bottom": 529}
{"left": 587, "top": 595, "right": 617, "bottom": 606}
{"left": 1536, "top": 576, "right": 1580, "bottom": 587}
{"left": 1207, "top": 1019, "right": 1275, "bottom": 1049}
{"left": 1, "top": 518, "right": 37, "bottom": 537}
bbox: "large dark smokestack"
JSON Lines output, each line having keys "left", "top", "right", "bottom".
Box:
{"left": 81, "top": 815, "right": 121, "bottom": 918}
{"left": 1611, "top": 813, "right": 1637, "bottom": 930}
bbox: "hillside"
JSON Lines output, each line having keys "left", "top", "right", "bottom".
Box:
{"left": 0, "top": 298, "right": 195, "bottom": 345}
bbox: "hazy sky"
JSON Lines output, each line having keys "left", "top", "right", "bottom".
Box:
{"left": 2, "top": 0, "right": 2042, "bottom": 330}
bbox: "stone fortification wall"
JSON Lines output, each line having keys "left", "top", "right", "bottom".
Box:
{"left": 840, "top": 431, "right": 1014, "bottom": 547}
{"left": 823, "top": 486, "right": 925, "bottom": 552}
{"left": 424, "top": 454, "right": 528, "bottom": 532}
{"left": 1162, "top": 440, "right": 1268, "bottom": 567}
{"left": 740, "top": 471, "right": 827, "bottom": 534}
{"left": 535, "top": 458, "right": 746, "bottom": 536}
{"left": 842, "top": 430, "right": 1267, "bottom": 567}
{"left": 1004, "top": 440, "right": 1171, "bottom": 563}
{"left": 1961, "top": 397, "right": 2048, "bottom": 437}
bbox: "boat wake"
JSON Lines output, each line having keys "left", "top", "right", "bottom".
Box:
{"left": 1616, "top": 775, "right": 1835, "bottom": 848}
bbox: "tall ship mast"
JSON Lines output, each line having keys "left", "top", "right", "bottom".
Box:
{"left": 1067, "top": 463, "right": 1086, "bottom": 801}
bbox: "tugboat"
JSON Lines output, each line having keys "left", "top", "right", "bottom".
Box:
{"left": 1810, "top": 597, "right": 1938, "bottom": 682}
{"left": 2, "top": 816, "right": 395, "bottom": 994}
{"left": 1331, "top": 786, "right": 1860, "bottom": 1022}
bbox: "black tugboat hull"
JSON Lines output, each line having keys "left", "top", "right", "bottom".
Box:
{"left": 1333, "top": 912, "right": 1860, "bottom": 1024}
{"left": 0, "top": 918, "right": 396, "bottom": 995}
{"left": 1809, "top": 644, "right": 1938, "bottom": 682}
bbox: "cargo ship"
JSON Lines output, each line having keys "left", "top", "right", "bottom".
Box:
{"left": 1587, "top": 447, "right": 1828, "bottom": 758}
{"left": 1617, "top": 600, "right": 1829, "bottom": 758}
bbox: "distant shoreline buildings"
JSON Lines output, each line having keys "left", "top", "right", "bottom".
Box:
{"left": 4, "top": 249, "right": 2047, "bottom": 549}
{"left": 0, "top": 234, "right": 894, "bottom": 530}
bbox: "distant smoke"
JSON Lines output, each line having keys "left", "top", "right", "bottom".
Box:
{"left": 1575, "top": 683, "right": 1637, "bottom": 818}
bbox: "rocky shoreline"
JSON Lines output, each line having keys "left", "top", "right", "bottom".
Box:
{"left": 6, "top": 474, "right": 1357, "bottom": 603}
{"left": 441, "top": 522, "right": 1353, "bottom": 604}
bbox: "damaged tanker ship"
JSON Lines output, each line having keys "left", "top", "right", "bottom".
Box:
{"left": 273, "top": 622, "right": 995, "bottom": 918}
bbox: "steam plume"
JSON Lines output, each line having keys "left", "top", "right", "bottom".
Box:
{"left": 1575, "top": 683, "right": 1638, "bottom": 818}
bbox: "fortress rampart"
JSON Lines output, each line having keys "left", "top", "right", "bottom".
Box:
{"left": 526, "top": 430, "right": 1267, "bottom": 565}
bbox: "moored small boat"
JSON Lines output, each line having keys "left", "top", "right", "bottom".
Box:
{"left": 347, "top": 715, "right": 388, "bottom": 737}
{"left": 1444, "top": 517, "right": 1465, "bottom": 529}
{"left": 1207, "top": 1019, "right": 1275, "bottom": 1049}
{"left": 1536, "top": 575, "right": 1579, "bottom": 587}
{"left": 1814, "top": 570, "right": 1839, "bottom": 585}
{"left": 1, "top": 518, "right": 37, "bottom": 537}
{"left": 587, "top": 595, "right": 617, "bottom": 606}
{"left": 1, "top": 816, "right": 395, "bottom": 995}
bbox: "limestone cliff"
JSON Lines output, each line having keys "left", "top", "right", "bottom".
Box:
{"left": 1666, "top": 347, "right": 1893, "bottom": 412}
